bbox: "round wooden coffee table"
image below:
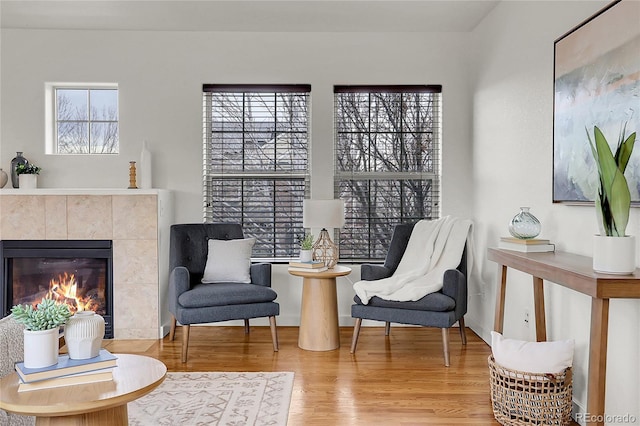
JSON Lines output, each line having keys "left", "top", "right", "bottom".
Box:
{"left": 0, "top": 353, "right": 166, "bottom": 425}
{"left": 288, "top": 265, "right": 352, "bottom": 351}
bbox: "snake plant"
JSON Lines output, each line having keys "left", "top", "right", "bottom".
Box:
{"left": 587, "top": 124, "right": 637, "bottom": 237}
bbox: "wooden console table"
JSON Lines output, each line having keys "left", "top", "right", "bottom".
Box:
{"left": 488, "top": 248, "right": 640, "bottom": 426}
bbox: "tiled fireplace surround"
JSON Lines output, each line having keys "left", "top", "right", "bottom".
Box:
{"left": 0, "top": 189, "right": 172, "bottom": 339}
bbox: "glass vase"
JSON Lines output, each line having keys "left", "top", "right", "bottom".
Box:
{"left": 509, "top": 207, "right": 541, "bottom": 239}
{"left": 10, "top": 152, "right": 28, "bottom": 188}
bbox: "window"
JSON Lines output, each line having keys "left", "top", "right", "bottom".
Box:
{"left": 334, "top": 85, "right": 442, "bottom": 261}
{"left": 203, "top": 84, "right": 311, "bottom": 259}
{"left": 46, "top": 84, "right": 119, "bottom": 154}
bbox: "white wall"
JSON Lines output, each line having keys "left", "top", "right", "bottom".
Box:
{"left": 0, "top": 29, "right": 474, "bottom": 328}
{"left": 471, "top": 1, "right": 639, "bottom": 423}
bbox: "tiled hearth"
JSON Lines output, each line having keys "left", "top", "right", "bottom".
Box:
{"left": 0, "top": 189, "right": 172, "bottom": 339}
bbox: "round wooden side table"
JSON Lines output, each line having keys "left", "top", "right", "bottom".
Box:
{"left": 288, "top": 265, "right": 352, "bottom": 351}
{"left": 0, "top": 353, "right": 166, "bottom": 425}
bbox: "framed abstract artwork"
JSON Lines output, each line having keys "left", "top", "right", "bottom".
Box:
{"left": 553, "top": 0, "right": 640, "bottom": 203}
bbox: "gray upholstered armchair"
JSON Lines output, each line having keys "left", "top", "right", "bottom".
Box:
{"left": 350, "top": 223, "right": 468, "bottom": 366}
{"left": 168, "top": 223, "right": 279, "bottom": 362}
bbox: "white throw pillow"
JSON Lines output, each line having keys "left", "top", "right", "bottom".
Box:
{"left": 201, "top": 238, "right": 255, "bottom": 283}
{"left": 490, "top": 331, "right": 574, "bottom": 374}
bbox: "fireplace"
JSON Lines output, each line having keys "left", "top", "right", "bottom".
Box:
{"left": 0, "top": 240, "right": 114, "bottom": 338}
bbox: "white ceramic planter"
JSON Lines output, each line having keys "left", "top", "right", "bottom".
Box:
{"left": 65, "top": 311, "right": 105, "bottom": 360}
{"left": 18, "top": 174, "right": 37, "bottom": 189}
{"left": 23, "top": 328, "right": 59, "bottom": 368}
{"left": 593, "top": 235, "right": 637, "bottom": 274}
{"left": 299, "top": 249, "right": 313, "bottom": 262}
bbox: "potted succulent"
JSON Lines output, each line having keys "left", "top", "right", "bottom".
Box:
{"left": 16, "top": 163, "right": 41, "bottom": 189}
{"left": 588, "top": 124, "right": 637, "bottom": 274}
{"left": 11, "top": 298, "right": 71, "bottom": 368}
{"left": 298, "top": 233, "right": 315, "bottom": 262}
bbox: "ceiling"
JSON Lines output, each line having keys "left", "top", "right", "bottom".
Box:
{"left": 0, "top": 0, "right": 501, "bottom": 33}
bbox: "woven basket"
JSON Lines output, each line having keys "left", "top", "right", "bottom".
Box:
{"left": 488, "top": 355, "right": 573, "bottom": 426}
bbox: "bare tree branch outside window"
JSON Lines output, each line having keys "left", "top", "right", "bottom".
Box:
{"left": 334, "top": 86, "right": 442, "bottom": 261}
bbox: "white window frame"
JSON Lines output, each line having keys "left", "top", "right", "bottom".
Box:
{"left": 45, "top": 82, "right": 119, "bottom": 155}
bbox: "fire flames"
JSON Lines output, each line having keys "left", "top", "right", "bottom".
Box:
{"left": 45, "top": 272, "right": 100, "bottom": 314}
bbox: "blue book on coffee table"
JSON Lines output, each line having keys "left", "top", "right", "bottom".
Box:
{"left": 15, "top": 349, "right": 117, "bottom": 383}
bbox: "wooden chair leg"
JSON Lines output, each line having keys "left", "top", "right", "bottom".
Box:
{"left": 441, "top": 328, "right": 450, "bottom": 367}
{"left": 350, "top": 318, "right": 362, "bottom": 353}
{"left": 244, "top": 319, "right": 250, "bottom": 334}
{"left": 181, "top": 324, "right": 190, "bottom": 363}
{"left": 458, "top": 316, "right": 467, "bottom": 345}
{"left": 169, "top": 315, "right": 177, "bottom": 341}
{"left": 269, "top": 316, "right": 279, "bottom": 352}
{"left": 385, "top": 321, "right": 391, "bottom": 336}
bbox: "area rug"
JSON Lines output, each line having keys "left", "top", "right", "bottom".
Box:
{"left": 128, "top": 371, "right": 294, "bottom": 426}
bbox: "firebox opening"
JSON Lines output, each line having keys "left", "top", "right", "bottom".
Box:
{"left": 11, "top": 257, "right": 108, "bottom": 315}
{"left": 1, "top": 240, "right": 114, "bottom": 338}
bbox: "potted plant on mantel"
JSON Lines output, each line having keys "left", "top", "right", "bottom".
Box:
{"left": 588, "top": 124, "right": 637, "bottom": 274}
{"left": 15, "top": 163, "right": 41, "bottom": 189}
{"left": 11, "top": 298, "right": 71, "bottom": 368}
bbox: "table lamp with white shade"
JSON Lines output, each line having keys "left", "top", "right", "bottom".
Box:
{"left": 302, "top": 199, "right": 345, "bottom": 268}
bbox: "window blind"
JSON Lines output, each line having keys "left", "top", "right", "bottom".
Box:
{"left": 203, "top": 84, "right": 311, "bottom": 259}
{"left": 334, "top": 85, "right": 442, "bottom": 261}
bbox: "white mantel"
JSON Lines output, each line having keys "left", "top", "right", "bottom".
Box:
{"left": 0, "top": 189, "right": 173, "bottom": 339}
{"left": 0, "top": 188, "right": 162, "bottom": 195}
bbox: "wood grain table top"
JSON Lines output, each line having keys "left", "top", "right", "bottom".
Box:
{"left": 487, "top": 248, "right": 640, "bottom": 298}
{"left": 0, "top": 353, "right": 167, "bottom": 417}
{"left": 288, "top": 265, "right": 352, "bottom": 279}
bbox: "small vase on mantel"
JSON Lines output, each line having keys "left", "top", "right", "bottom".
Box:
{"left": 593, "top": 235, "right": 636, "bottom": 274}
{"left": 10, "top": 152, "right": 28, "bottom": 188}
{"left": 0, "top": 168, "right": 8, "bottom": 188}
{"left": 139, "top": 140, "right": 152, "bottom": 189}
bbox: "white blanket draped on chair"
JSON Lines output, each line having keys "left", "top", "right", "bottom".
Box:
{"left": 353, "top": 216, "right": 473, "bottom": 304}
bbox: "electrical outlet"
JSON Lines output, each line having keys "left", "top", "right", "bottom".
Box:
{"left": 524, "top": 309, "right": 530, "bottom": 327}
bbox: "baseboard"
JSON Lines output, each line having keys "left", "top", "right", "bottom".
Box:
{"left": 465, "top": 317, "right": 491, "bottom": 345}
{"left": 573, "top": 400, "right": 586, "bottom": 426}
{"left": 159, "top": 324, "right": 171, "bottom": 338}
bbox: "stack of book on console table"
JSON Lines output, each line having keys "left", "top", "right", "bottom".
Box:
{"left": 498, "top": 237, "right": 555, "bottom": 253}
{"left": 288, "top": 260, "right": 328, "bottom": 273}
{"left": 15, "top": 349, "right": 117, "bottom": 392}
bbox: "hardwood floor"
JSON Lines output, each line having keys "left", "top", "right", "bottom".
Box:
{"left": 101, "top": 325, "right": 510, "bottom": 425}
